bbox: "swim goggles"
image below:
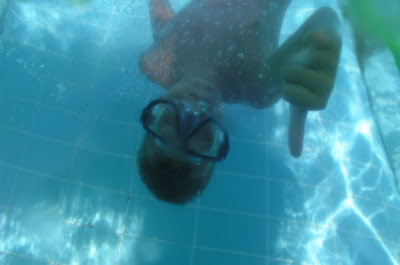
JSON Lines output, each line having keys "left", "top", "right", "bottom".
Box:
{"left": 141, "top": 98, "right": 229, "bottom": 161}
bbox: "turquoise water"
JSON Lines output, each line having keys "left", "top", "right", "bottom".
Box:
{"left": 0, "top": 0, "right": 399, "bottom": 264}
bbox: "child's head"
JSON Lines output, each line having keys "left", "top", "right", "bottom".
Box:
{"left": 137, "top": 134, "right": 215, "bottom": 204}
{"left": 136, "top": 97, "right": 228, "bottom": 204}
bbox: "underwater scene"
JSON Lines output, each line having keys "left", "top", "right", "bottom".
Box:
{"left": 0, "top": 0, "right": 399, "bottom": 264}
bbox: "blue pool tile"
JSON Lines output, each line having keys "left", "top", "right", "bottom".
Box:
{"left": 325, "top": 160, "right": 385, "bottom": 202}
{"left": 337, "top": 208, "right": 397, "bottom": 250}
{"left": 196, "top": 209, "right": 267, "bottom": 256}
{"left": 126, "top": 197, "right": 196, "bottom": 244}
{"left": 0, "top": 127, "right": 26, "bottom": 166}
{"left": 99, "top": 47, "right": 141, "bottom": 69}
{"left": 353, "top": 197, "right": 395, "bottom": 243}
{"left": 285, "top": 150, "right": 332, "bottom": 189}
{"left": 89, "top": 0, "right": 118, "bottom": 13}
{"left": 0, "top": 98, "right": 38, "bottom": 131}
{"left": 386, "top": 205, "right": 400, "bottom": 247}
{"left": 80, "top": 116, "right": 140, "bottom": 156}
{"left": 72, "top": 148, "right": 133, "bottom": 192}
{"left": 265, "top": 218, "right": 285, "bottom": 258}
{"left": 39, "top": 77, "right": 89, "bottom": 113}
{"left": 269, "top": 176, "right": 347, "bottom": 225}
{"left": 0, "top": 165, "right": 17, "bottom": 206}
{"left": 0, "top": 207, "right": 53, "bottom": 261}
{"left": 193, "top": 248, "right": 267, "bottom": 265}
{"left": 87, "top": 89, "right": 147, "bottom": 123}
{"left": 1, "top": 207, "right": 120, "bottom": 264}
{"left": 378, "top": 172, "right": 400, "bottom": 204}
{"left": 56, "top": 16, "right": 107, "bottom": 44}
{"left": 320, "top": 122, "right": 384, "bottom": 169}
{"left": 0, "top": 254, "right": 47, "bottom": 265}
{"left": 267, "top": 259, "right": 296, "bottom": 265}
{"left": 45, "top": 54, "right": 97, "bottom": 86}
{"left": 55, "top": 224, "right": 121, "bottom": 265}
{"left": 8, "top": 171, "right": 67, "bottom": 210}
{"left": 265, "top": 145, "right": 298, "bottom": 182}
{"left": 217, "top": 139, "right": 267, "bottom": 177}
{"left": 335, "top": 224, "right": 395, "bottom": 265}
{"left": 265, "top": 218, "right": 316, "bottom": 260}
{"left": 131, "top": 161, "right": 153, "bottom": 198}
{"left": 200, "top": 171, "right": 267, "bottom": 215}
{"left": 267, "top": 179, "right": 296, "bottom": 218}
{"left": 47, "top": 36, "right": 102, "bottom": 62}
{"left": 62, "top": 184, "right": 127, "bottom": 233}
{"left": 21, "top": 136, "right": 76, "bottom": 180}
{"left": 348, "top": 133, "right": 382, "bottom": 167}
{"left": 349, "top": 165, "right": 386, "bottom": 202}
{"left": 0, "top": 45, "right": 45, "bottom": 101}
{"left": 31, "top": 106, "right": 84, "bottom": 143}
{"left": 323, "top": 157, "right": 348, "bottom": 193}
{"left": 132, "top": 75, "right": 164, "bottom": 97}
{"left": 224, "top": 105, "right": 267, "bottom": 142}
{"left": 264, "top": 103, "right": 290, "bottom": 146}
{"left": 119, "top": 236, "right": 192, "bottom": 265}
{"left": 93, "top": 63, "right": 126, "bottom": 91}
{"left": 69, "top": 10, "right": 111, "bottom": 29}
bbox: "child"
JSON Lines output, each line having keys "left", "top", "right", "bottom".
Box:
{"left": 137, "top": 0, "right": 342, "bottom": 204}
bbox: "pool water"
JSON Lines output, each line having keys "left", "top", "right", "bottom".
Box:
{"left": 0, "top": 0, "right": 399, "bottom": 264}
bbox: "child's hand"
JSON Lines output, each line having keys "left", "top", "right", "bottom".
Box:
{"left": 273, "top": 7, "right": 343, "bottom": 158}
{"left": 282, "top": 30, "right": 342, "bottom": 110}
{"left": 284, "top": 30, "right": 342, "bottom": 157}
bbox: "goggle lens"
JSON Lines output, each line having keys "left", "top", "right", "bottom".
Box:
{"left": 141, "top": 99, "right": 229, "bottom": 161}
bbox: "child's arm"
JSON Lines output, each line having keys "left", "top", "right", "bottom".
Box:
{"left": 270, "top": 7, "right": 342, "bottom": 157}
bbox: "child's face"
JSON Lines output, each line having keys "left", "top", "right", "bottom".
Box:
{"left": 142, "top": 133, "right": 215, "bottom": 184}
{"left": 140, "top": 98, "right": 229, "bottom": 162}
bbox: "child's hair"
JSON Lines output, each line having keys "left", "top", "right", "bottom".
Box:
{"left": 136, "top": 135, "right": 214, "bottom": 204}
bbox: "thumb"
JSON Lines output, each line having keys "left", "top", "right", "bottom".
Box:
{"left": 288, "top": 104, "right": 308, "bottom": 158}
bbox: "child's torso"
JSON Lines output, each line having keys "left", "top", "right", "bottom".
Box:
{"left": 159, "top": 0, "right": 286, "bottom": 106}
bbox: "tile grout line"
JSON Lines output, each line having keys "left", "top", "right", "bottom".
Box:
{"left": 0, "top": 60, "right": 61, "bottom": 264}
{"left": 0, "top": 119, "right": 394, "bottom": 176}
{"left": 4, "top": 88, "right": 40, "bottom": 208}
{"left": 0, "top": 155, "right": 393, "bottom": 221}
{"left": 190, "top": 198, "right": 201, "bottom": 265}
{"left": 0, "top": 249, "right": 61, "bottom": 265}
{"left": 2, "top": 125, "right": 30, "bottom": 222}
{"left": 54, "top": 0, "right": 96, "bottom": 259}
{"left": 0, "top": 151, "right": 392, "bottom": 220}
{"left": 3, "top": 185, "right": 397, "bottom": 248}
{"left": 114, "top": 128, "right": 142, "bottom": 265}
{"left": 319, "top": 115, "right": 341, "bottom": 265}
{"left": 2, "top": 120, "right": 392, "bottom": 187}
{"left": 0, "top": 124, "right": 136, "bottom": 160}
{"left": 265, "top": 109, "right": 269, "bottom": 265}
{"left": 15, "top": 95, "right": 143, "bottom": 127}
{"left": 75, "top": 1, "right": 130, "bottom": 264}
{"left": 376, "top": 166, "right": 397, "bottom": 245}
